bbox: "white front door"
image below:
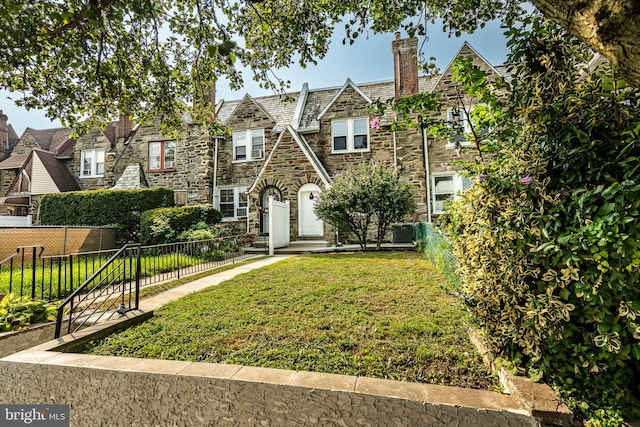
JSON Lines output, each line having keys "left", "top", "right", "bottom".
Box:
{"left": 299, "top": 184, "right": 323, "bottom": 237}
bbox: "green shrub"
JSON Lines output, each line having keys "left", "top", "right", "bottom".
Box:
{"left": 140, "top": 205, "right": 222, "bottom": 245}
{"left": 448, "top": 18, "right": 640, "bottom": 421}
{"left": 39, "top": 188, "right": 174, "bottom": 244}
{"left": 0, "top": 294, "right": 57, "bottom": 331}
{"left": 314, "top": 161, "right": 415, "bottom": 249}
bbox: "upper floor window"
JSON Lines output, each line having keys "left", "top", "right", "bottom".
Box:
{"left": 332, "top": 118, "right": 369, "bottom": 153}
{"left": 233, "top": 129, "right": 264, "bottom": 162}
{"left": 433, "top": 174, "right": 473, "bottom": 213}
{"left": 80, "top": 149, "right": 105, "bottom": 178}
{"left": 148, "top": 141, "right": 176, "bottom": 171}
{"left": 218, "top": 187, "right": 248, "bottom": 219}
{"left": 447, "top": 107, "right": 489, "bottom": 148}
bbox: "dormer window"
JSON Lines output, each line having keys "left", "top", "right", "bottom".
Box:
{"left": 80, "top": 149, "right": 105, "bottom": 177}
{"left": 233, "top": 129, "right": 264, "bottom": 162}
{"left": 332, "top": 118, "right": 369, "bottom": 153}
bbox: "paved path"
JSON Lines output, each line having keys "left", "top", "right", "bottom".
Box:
{"left": 140, "top": 255, "right": 293, "bottom": 311}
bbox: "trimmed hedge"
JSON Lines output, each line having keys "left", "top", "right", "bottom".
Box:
{"left": 39, "top": 188, "right": 175, "bottom": 244}
{"left": 140, "top": 205, "right": 223, "bottom": 245}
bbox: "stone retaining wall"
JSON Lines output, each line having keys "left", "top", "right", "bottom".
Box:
{"left": 0, "top": 350, "right": 537, "bottom": 427}
{"left": 0, "top": 322, "right": 57, "bottom": 359}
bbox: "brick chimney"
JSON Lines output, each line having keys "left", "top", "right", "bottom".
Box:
{"left": 0, "top": 110, "right": 8, "bottom": 150}
{"left": 118, "top": 110, "right": 133, "bottom": 138}
{"left": 194, "top": 82, "right": 216, "bottom": 112}
{"left": 392, "top": 33, "right": 419, "bottom": 99}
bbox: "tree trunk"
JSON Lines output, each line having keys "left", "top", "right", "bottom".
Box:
{"left": 531, "top": 0, "right": 640, "bottom": 87}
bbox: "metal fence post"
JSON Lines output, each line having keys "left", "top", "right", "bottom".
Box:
{"left": 135, "top": 246, "right": 141, "bottom": 310}
{"left": 31, "top": 246, "right": 37, "bottom": 299}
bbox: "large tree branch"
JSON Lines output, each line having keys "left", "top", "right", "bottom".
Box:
{"left": 530, "top": 0, "right": 640, "bottom": 87}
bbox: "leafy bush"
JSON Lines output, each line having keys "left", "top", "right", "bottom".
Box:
{"left": 314, "top": 161, "right": 415, "bottom": 249}
{"left": 177, "top": 224, "right": 240, "bottom": 261}
{"left": 140, "top": 205, "right": 222, "bottom": 245}
{"left": 447, "top": 18, "right": 640, "bottom": 421}
{"left": 0, "top": 294, "right": 57, "bottom": 331}
{"left": 39, "top": 188, "right": 174, "bottom": 244}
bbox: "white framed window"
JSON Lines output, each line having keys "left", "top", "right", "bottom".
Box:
{"left": 218, "top": 187, "right": 248, "bottom": 219}
{"left": 148, "top": 141, "right": 176, "bottom": 171}
{"left": 233, "top": 129, "right": 264, "bottom": 162}
{"left": 433, "top": 173, "right": 473, "bottom": 213}
{"left": 447, "top": 107, "right": 490, "bottom": 148}
{"left": 332, "top": 118, "right": 369, "bottom": 153}
{"left": 80, "top": 149, "right": 105, "bottom": 177}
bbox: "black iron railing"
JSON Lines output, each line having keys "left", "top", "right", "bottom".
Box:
{"left": 54, "top": 244, "right": 141, "bottom": 338}
{"left": 52, "top": 236, "right": 252, "bottom": 338}
{"left": 0, "top": 246, "right": 119, "bottom": 302}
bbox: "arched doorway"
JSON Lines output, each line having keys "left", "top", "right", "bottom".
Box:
{"left": 260, "top": 185, "right": 282, "bottom": 235}
{"left": 298, "top": 183, "right": 323, "bottom": 237}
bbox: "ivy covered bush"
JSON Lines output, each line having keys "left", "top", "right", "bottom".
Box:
{"left": 447, "top": 18, "right": 640, "bottom": 422}
{"left": 39, "top": 188, "right": 174, "bottom": 244}
{"left": 140, "top": 205, "right": 222, "bottom": 245}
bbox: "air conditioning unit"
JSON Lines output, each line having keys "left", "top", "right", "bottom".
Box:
{"left": 237, "top": 207, "right": 248, "bottom": 217}
{"left": 251, "top": 149, "right": 264, "bottom": 159}
{"left": 165, "top": 161, "right": 175, "bottom": 169}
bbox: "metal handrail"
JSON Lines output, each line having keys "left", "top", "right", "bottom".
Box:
{"left": 52, "top": 235, "right": 252, "bottom": 338}
{"left": 54, "top": 244, "right": 140, "bottom": 338}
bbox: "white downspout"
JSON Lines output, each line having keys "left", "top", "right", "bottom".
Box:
{"left": 212, "top": 136, "right": 220, "bottom": 208}
{"left": 423, "top": 128, "right": 432, "bottom": 223}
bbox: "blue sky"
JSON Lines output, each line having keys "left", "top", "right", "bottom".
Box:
{"left": 0, "top": 19, "right": 509, "bottom": 136}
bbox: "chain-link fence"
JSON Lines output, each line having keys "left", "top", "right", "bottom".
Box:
{"left": 414, "top": 222, "right": 461, "bottom": 287}
{"left": 0, "top": 226, "right": 117, "bottom": 261}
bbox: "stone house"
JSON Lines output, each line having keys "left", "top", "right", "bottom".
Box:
{"left": 0, "top": 34, "right": 507, "bottom": 244}
{"left": 214, "top": 35, "right": 508, "bottom": 241}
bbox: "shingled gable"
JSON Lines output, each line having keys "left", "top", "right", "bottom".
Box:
{"left": 317, "top": 79, "right": 373, "bottom": 121}
{"left": 248, "top": 125, "right": 331, "bottom": 194}
{"left": 430, "top": 41, "right": 505, "bottom": 94}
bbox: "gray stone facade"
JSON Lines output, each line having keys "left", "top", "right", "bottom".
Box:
{"left": 1, "top": 37, "right": 508, "bottom": 243}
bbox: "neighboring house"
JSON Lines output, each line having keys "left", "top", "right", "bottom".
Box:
{"left": 0, "top": 34, "right": 507, "bottom": 244}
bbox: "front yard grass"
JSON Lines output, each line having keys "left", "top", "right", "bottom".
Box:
{"left": 86, "top": 252, "right": 496, "bottom": 389}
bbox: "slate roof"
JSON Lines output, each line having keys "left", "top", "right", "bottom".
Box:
{"left": 218, "top": 42, "right": 505, "bottom": 133}
{"left": 111, "top": 164, "right": 148, "bottom": 190}
{"left": 217, "top": 93, "right": 300, "bottom": 134}
{"left": 25, "top": 127, "right": 74, "bottom": 152}
{"left": 0, "top": 154, "right": 29, "bottom": 170}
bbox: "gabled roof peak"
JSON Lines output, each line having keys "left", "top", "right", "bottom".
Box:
{"left": 317, "top": 79, "right": 373, "bottom": 120}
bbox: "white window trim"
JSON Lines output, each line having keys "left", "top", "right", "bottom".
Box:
{"left": 233, "top": 129, "right": 265, "bottom": 162}
{"left": 446, "top": 108, "right": 475, "bottom": 149}
{"left": 432, "top": 173, "right": 473, "bottom": 214}
{"left": 80, "top": 149, "right": 105, "bottom": 178}
{"left": 217, "top": 186, "right": 248, "bottom": 220}
{"left": 331, "top": 117, "right": 370, "bottom": 154}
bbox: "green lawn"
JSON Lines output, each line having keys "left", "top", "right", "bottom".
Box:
{"left": 0, "top": 253, "right": 218, "bottom": 300}
{"left": 86, "top": 252, "right": 495, "bottom": 389}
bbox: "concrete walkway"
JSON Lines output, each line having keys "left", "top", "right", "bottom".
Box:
{"left": 140, "top": 255, "right": 292, "bottom": 311}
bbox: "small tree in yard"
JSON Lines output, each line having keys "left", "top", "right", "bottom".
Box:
{"left": 314, "top": 162, "right": 415, "bottom": 250}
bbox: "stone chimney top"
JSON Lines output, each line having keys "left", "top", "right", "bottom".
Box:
{"left": 392, "top": 34, "right": 419, "bottom": 99}
{"left": 0, "top": 109, "right": 8, "bottom": 150}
